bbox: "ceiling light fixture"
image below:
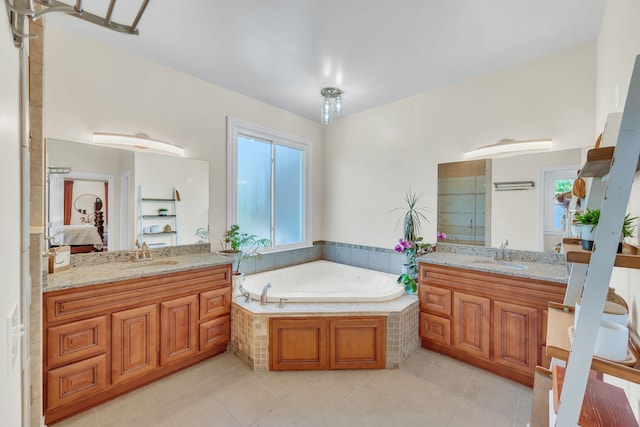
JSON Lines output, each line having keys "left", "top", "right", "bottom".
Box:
{"left": 320, "top": 87, "right": 343, "bottom": 124}
{"left": 92, "top": 133, "right": 184, "bottom": 156}
{"left": 464, "top": 138, "right": 553, "bottom": 160}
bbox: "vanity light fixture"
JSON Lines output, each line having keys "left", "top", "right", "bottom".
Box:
{"left": 464, "top": 138, "right": 553, "bottom": 160}
{"left": 92, "top": 133, "right": 184, "bottom": 156}
{"left": 320, "top": 87, "right": 343, "bottom": 124}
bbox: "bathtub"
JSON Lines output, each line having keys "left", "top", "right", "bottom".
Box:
{"left": 241, "top": 260, "right": 405, "bottom": 303}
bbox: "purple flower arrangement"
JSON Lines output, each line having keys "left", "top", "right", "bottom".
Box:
{"left": 394, "top": 233, "right": 444, "bottom": 293}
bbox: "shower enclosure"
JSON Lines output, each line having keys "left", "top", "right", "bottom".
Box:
{"left": 437, "top": 159, "right": 491, "bottom": 246}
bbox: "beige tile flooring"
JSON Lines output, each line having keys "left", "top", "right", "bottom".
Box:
{"left": 54, "top": 348, "right": 531, "bottom": 427}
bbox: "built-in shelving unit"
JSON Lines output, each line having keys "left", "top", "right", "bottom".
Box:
{"left": 139, "top": 187, "right": 179, "bottom": 246}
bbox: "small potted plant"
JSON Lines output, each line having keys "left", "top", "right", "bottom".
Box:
{"left": 219, "top": 224, "right": 271, "bottom": 296}
{"left": 158, "top": 208, "right": 168, "bottom": 216}
{"left": 574, "top": 208, "right": 636, "bottom": 252}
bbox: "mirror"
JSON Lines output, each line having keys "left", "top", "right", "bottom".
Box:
{"left": 74, "top": 194, "right": 101, "bottom": 216}
{"left": 438, "top": 148, "right": 583, "bottom": 252}
{"left": 47, "top": 138, "right": 210, "bottom": 252}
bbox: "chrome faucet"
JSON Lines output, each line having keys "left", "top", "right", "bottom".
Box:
{"left": 498, "top": 239, "right": 509, "bottom": 261}
{"left": 260, "top": 282, "right": 271, "bottom": 305}
{"left": 239, "top": 284, "right": 251, "bottom": 302}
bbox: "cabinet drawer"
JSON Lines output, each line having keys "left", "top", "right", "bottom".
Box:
{"left": 419, "top": 284, "right": 452, "bottom": 316}
{"left": 199, "top": 315, "right": 230, "bottom": 351}
{"left": 47, "top": 316, "right": 107, "bottom": 367}
{"left": 47, "top": 354, "right": 108, "bottom": 410}
{"left": 419, "top": 312, "right": 451, "bottom": 347}
{"left": 199, "top": 287, "right": 231, "bottom": 321}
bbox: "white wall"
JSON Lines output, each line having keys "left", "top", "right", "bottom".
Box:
{"left": 596, "top": 0, "right": 640, "bottom": 417}
{"left": 323, "top": 43, "right": 596, "bottom": 249}
{"left": 43, "top": 26, "right": 323, "bottom": 249}
{"left": 492, "top": 148, "right": 582, "bottom": 251}
{"left": 0, "top": 10, "right": 24, "bottom": 427}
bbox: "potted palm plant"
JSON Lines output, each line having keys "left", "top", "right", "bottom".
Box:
{"left": 574, "top": 208, "right": 636, "bottom": 252}
{"left": 219, "top": 224, "right": 271, "bottom": 295}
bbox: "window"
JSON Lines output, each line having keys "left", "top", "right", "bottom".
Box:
{"left": 227, "top": 118, "right": 312, "bottom": 251}
{"left": 543, "top": 169, "right": 576, "bottom": 234}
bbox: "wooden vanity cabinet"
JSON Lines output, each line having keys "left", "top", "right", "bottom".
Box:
{"left": 43, "top": 264, "right": 232, "bottom": 424}
{"left": 418, "top": 263, "right": 565, "bottom": 386}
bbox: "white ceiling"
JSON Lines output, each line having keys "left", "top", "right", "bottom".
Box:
{"left": 45, "top": 0, "right": 607, "bottom": 123}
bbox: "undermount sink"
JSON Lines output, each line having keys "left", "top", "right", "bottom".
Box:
{"left": 471, "top": 259, "right": 528, "bottom": 270}
{"left": 125, "top": 260, "right": 179, "bottom": 268}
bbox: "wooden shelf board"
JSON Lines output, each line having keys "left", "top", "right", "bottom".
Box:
{"left": 142, "top": 231, "right": 177, "bottom": 236}
{"left": 530, "top": 366, "right": 552, "bottom": 427}
{"left": 578, "top": 147, "right": 615, "bottom": 178}
{"left": 562, "top": 238, "right": 640, "bottom": 268}
{"left": 577, "top": 146, "right": 640, "bottom": 178}
{"left": 546, "top": 305, "right": 640, "bottom": 383}
{"left": 142, "top": 215, "right": 177, "bottom": 218}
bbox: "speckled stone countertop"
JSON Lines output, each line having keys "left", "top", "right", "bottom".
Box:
{"left": 233, "top": 294, "right": 418, "bottom": 315}
{"left": 418, "top": 243, "right": 568, "bottom": 284}
{"left": 45, "top": 252, "right": 232, "bottom": 292}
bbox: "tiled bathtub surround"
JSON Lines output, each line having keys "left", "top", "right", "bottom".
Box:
{"left": 230, "top": 296, "right": 420, "bottom": 371}
{"left": 237, "top": 243, "right": 322, "bottom": 275}
{"left": 321, "top": 241, "right": 409, "bottom": 274}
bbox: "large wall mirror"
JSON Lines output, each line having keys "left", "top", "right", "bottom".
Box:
{"left": 437, "top": 148, "right": 583, "bottom": 252}
{"left": 47, "top": 139, "right": 209, "bottom": 254}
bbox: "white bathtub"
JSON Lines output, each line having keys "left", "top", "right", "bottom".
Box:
{"left": 241, "top": 260, "right": 405, "bottom": 303}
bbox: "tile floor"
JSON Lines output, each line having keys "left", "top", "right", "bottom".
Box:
{"left": 53, "top": 348, "right": 531, "bottom": 427}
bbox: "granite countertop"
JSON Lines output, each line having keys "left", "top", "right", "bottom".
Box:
{"left": 418, "top": 250, "right": 568, "bottom": 284}
{"left": 45, "top": 252, "right": 232, "bottom": 292}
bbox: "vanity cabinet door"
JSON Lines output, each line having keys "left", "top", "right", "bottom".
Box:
{"left": 270, "top": 318, "right": 329, "bottom": 370}
{"left": 160, "top": 294, "right": 198, "bottom": 365}
{"left": 453, "top": 291, "right": 491, "bottom": 360}
{"left": 493, "top": 300, "right": 538, "bottom": 375}
{"left": 111, "top": 304, "right": 158, "bottom": 385}
{"left": 329, "top": 317, "right": 385, "bottom": 369}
